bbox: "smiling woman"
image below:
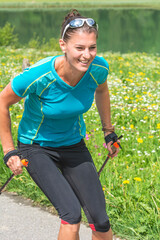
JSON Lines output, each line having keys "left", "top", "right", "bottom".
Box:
{"left": 58, "top": 31, "right": 97, "bottom": 86}
{"left": 0, "top": 8, "right": 121, "bottom": 240}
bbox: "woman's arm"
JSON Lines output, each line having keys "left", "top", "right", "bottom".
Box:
{"left": 0, "top": 82, "right": 23, "bottom": 174}
{"left": 95, "top": 81, "right": 113, "bottom": 133}
{"left": 95, "top": 81, "right": 119, "bottom": 157}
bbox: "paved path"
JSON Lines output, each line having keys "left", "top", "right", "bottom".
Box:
{"left": 0, "top": 192, "right": 123, "bottom": 240}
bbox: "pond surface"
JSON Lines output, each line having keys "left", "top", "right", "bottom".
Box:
{"left": 0, "top": 8, "right": 160, "bottom": 53}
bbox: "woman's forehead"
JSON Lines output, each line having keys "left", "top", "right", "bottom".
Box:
{"left": 67, "top": 31, "right": 97, "bottom": 44}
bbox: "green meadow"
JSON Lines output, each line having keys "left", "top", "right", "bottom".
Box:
{"left": 0, "top": 46, "right": 159, "bottom": 239}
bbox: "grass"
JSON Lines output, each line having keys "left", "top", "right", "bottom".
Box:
{"left": 0, "top": 0, "right": 160, "bottom": 9}
{"left": 0, "top": 47, "right": 160, "bottom": 239}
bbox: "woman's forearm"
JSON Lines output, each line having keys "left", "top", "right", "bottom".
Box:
{"left": 0, "top": 104, "right": 15, "bottom": 154}
{"left": 95, "top": 82, "right": 113, "bottom": 135}
{"left": 0, "top": 83, "right": 22, "bottom": 155}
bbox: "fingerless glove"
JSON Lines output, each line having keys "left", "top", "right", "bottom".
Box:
{"left": 105, "top": 132, "right": 118, "bottom": 145}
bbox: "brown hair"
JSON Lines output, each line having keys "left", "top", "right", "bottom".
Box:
{"left": 61, "top": 9, "right": 98, "bottom": 41}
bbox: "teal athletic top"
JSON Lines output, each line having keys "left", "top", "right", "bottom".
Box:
{"left": 11, "top": 55, "right": 109, "bottom": 147}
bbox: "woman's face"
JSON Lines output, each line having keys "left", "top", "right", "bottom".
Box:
{"left": 60, "top": 31, "right": 97, "bottom": 73}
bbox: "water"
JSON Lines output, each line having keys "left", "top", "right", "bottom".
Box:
{"left": 0, "top": 8, "right": 160, "bottom": 53}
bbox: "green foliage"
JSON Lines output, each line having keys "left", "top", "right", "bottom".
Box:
{"left": 28, "top": 33, "right": 41, "bottom": 49}
{"left": 0, "top": 22, "right": 18, "bottom": 47}
{"left": 41, "top": 37, "right": 61, "bottom": 52}
{"left": 0, "top": 22, "right": 61, "bottom": 51}
{"left": 28, "top": 33, "right": 61, "bottom": 52}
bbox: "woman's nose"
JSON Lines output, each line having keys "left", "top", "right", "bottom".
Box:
{"left": 83, "top": 49, "right": 90, "bottom": 58}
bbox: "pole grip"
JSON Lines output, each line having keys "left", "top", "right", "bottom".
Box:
{"left": 21, "top": 159, "right": 29, "bottom": 167}
{"left": 98, "top": 135, "right": 123, "bottom": 177}
{"left": 0, "top": 159, "right": 29, "bottom": 194}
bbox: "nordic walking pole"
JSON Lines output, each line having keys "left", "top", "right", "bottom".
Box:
{"left": 98, "top": 135, "right": 123, "bottom": 177}
{"left": 0, "top": 159, "right": 28, "bottom": 195}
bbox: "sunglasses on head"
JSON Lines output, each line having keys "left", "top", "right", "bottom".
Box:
{"left": 62, "top": 18, "right": 98, "bottom": 40}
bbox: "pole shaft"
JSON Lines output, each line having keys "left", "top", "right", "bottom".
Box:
{"left": 0, "top": 174, "right": 14, "bottom": 194}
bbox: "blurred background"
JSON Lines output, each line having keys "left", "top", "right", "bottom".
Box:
{"left": 0, "top": 0, "right": 160, "bottom": 53}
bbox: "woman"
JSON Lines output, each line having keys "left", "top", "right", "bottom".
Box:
{"left": 0, "top": 9, "right": 120, "bottom": 240}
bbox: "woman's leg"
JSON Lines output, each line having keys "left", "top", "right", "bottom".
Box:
{"left": 18, "top": 142, "right": 82, "bottom": 239}
{"left": 58, "top": 222, "right": 80, "bottom": 240}
{"left": 61, "top": 143, "right": 112, "bottom": 239}
{"left": 92, "top": 228, "right": 112, "bottom": 240}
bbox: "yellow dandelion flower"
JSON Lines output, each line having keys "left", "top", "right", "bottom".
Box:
{"left": 118, "top": 57, "right": 124, "bottom": 60}
{"left": 126, "top": 62, "right": 130, "bottom": 66}
{"left": 130, "top": 124, "right": 134, "bottom": 129}
{"left": 148, "top": 136, "right": 153, "bottom": 139}
{"left": 123, "top": 180, "right": 130, "bottom": 184}
{"left": 157, "top": 123, "right": 160, "bottom": 129}
{"left": 16, "top": 115, "right": 22, "bottom": 119}
{"left": 138, "top": 72, "right": 145, "bottom": 76}
{"left": 132, "top": 108, "right": 137, "bottom": 112}
{"left": 137, "top": 138, "right": 143, "bottom": 143}
{"left": 144, "top": 116, "right": 148, "bottom": 119}
{"left": 122, "top": 126, "right": 126, "bottom": 130}
{"left": 134, "top": 177, "right": 142, "bottom": 182}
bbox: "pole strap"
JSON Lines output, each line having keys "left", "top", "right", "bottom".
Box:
{"left": 3, "top": 150, "right": 20, "bottom": 166}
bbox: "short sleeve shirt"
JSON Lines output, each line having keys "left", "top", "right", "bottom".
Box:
{"left": 11, "top": 55, "right": 109, "bottom": 147}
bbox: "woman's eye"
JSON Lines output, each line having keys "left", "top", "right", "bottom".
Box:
{"left": 90, "top": 46, "right": 96, "bottom": 50}
{"left": 76, "top": 47, "right": 83, "bottom": 50}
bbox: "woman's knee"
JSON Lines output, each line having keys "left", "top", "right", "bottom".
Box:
{"left": 92, "top": 228, "right": 113, "bottom": 240}
{"left": 60, "top": 202, "right": 82, "bottom": 226}
{"left": 89, "top": 219, "right": 111, "bottom": 233}
{"left": 61, "top": 221, "right": 81, "bottom": 233}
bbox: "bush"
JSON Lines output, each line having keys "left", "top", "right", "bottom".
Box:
{"left": 0, "top": 22, "right": 18, "bottom": 47}
{"left": 0, "top": 22, "right": 60, "bottom": 51}
{"left": 28, "top": 33, "right": 40, "bottom": 49}
{"left": 28, "top": 33, "right": 61, "bottom": 52}
{"left": 41, "top": 37, "right": 61, "bottom": 52}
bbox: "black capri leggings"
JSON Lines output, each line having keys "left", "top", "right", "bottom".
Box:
{"left": 18, "top": 139, "right": 110, "bottom": 232}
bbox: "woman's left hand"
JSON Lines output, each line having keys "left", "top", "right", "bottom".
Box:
{"left": 106, "top": 140, "right": 120, "bottom": 158}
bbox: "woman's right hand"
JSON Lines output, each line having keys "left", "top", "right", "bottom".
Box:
{"left": 6, "top": 155, "right": 23, "bottom": 175}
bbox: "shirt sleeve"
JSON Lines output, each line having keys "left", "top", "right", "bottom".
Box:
{"left": 11, "top": 67, "right": 39, "bottom": 98}
{"left": 90, "top": 56, "right": 109, "bottom": 86}
{"left": 11, "top": 57, "right": 53, "bottom": 98}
